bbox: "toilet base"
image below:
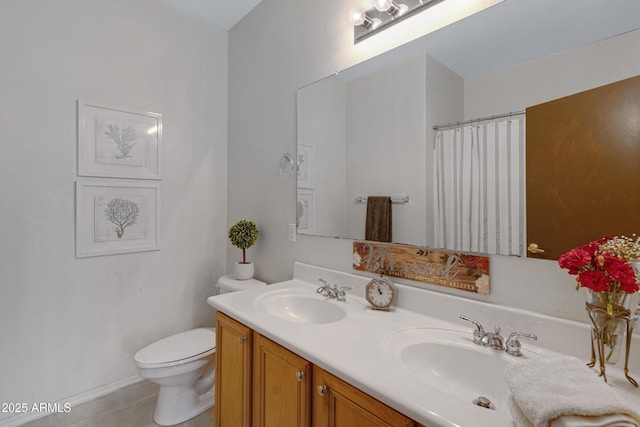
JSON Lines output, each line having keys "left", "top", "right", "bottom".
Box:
{"left": 153, "top": 385, "right": 214, "bottom": 426}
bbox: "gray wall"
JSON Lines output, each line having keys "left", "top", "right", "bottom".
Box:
{"left": 0, "top": 0, "right": 228, "bottom": 420}
{"left": 227, "top": 0, "right": 638, "bottom": 323}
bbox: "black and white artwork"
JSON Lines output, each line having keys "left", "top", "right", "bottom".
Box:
{"left": 296, "top": 190, "right": 314, "bottom": 234}
{"left": 78, "top": 101, "right": 162, "bottom": 180}
{"left": 96, "top": 195, "right": 146, "bottom": 241}
{"left": 76, "top": 179, "right": 160, "bottom": 257}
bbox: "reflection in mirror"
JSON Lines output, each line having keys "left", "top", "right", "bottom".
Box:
{"left": 296, "top": 0, "right": 640, "bottom": 255}
{"left": 297, "top": 54, "right": 428, "bottom": 245}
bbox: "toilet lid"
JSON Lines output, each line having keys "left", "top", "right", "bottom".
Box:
{"left": 135, "top": 328, "right": 216, "bottom": 365}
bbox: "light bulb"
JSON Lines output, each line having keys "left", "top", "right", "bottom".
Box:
{"left": 374, "top": 0, "right": 408, "bottom": 16}
{"left": 375, "top": 0, "right": 394, "bottom": 12}
{"left": 349, "top": 7, "right": 367, "bottom": 26}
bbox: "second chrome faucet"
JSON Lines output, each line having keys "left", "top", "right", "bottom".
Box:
{"left": 460, "top": 315, "right": 537, "bottom": 356}
{"left": 317, "top": 278, "right": 351, "bottom": 302}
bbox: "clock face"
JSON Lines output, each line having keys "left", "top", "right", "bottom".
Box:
{"left": 365, "top": 278, "right": 397, "bottom": 311}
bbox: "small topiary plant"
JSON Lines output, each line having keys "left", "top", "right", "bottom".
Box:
{"left": 228, "top": 219, "right": 259, "bottom": 264}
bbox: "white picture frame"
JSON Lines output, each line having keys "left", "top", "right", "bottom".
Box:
{"left": 296, "top": 144, "right": 313, "bottom": 189}
{"left": 76, "top": 179, "right": 160, "bottom": 257}
{"left": 78, "top": 100, "right": 162, "bottom": 180}
{"left": 296, "top": 190, "right": 314, "bottom": 234}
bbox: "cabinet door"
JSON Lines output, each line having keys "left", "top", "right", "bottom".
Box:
{"left": 215, "top": 312, "right": 253, "bottom": 427}
{"left": 312, "top": 366, "right": 415, "bottom": 427}
{"left": 253, "top": 333, "right": 311, "bottom": 427}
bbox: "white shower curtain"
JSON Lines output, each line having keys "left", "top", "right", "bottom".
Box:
{"left": 433, "top": 117, "right": 525, "bottom": 256}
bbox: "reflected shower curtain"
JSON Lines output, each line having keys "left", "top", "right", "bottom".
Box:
{"left": 433, "top": 117, "right": 525, "bottom": 256}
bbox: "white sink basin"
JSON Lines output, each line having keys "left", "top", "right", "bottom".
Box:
{"left": 383, "top": 328, "right": 545, "bottom": 413}
{"left": 255, "top": 288, "right": 364, "bottom": 324}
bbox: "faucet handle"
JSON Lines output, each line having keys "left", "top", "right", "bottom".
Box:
{"left": 317, "top": 278, "right": 330, "bottom": 294}
{"left": 505, "top": 332, "right": 538, "bottom": 356}
{"left": 336, "top": 285, "right": 351, "bottom": 302}
{"left": 460, "top": 315, "right": 486, "bottom": 345}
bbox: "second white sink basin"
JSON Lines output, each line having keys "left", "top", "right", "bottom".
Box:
{"left": 255, "top": 288, "right": 364, "bottom": 324}
{"left": 384, "top": 328, "right": 545, "bottom": 414}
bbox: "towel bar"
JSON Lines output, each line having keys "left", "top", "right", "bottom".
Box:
{"left": 355, "top": 194, "right": 409, "bottom": 204}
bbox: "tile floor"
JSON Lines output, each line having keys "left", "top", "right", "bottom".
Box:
{"left": 20, "top": 380, "right": 213, "bottom": 427}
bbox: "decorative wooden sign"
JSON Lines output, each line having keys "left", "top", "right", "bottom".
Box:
{"left": 353, "top": 241, "right": 490, "bottom": 294}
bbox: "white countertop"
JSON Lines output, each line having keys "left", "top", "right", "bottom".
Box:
{"left": 207, "top": 262, "right": 640, "bottom": 427}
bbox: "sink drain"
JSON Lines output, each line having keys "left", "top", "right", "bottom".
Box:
{"left": 473, "top": 396, "right": 494, "bottom": 410}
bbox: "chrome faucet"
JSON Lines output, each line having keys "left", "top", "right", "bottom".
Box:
{"left": 505, "top": 332, "right": 538, "bottom": 356}
{"left": 460, "top": 315, "right": 504, "bottom": 349}
{"left": 486, "top": 326, "right": 505, "bottom": 350}
{"left": 459, "top": 315, "right": 487, "bottom": 345}
{"left": 317, "top": 279, "right": 351, "bottom": 302}
{"left": 460, "top": 315, "right": 536, "bottom": 356}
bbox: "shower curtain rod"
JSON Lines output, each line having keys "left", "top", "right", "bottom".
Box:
{"left": 432, "top": 110, "right": 525, "bottom": 131}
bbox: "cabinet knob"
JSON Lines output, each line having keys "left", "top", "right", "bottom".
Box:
{"left": 527, "top": 243, "right": 546, "bottom": 254}
{"left": 295, "top": 371, "right": 305, "bottom": 382}
{"left": 317, "top": 385, "right": 328, "bottom": 396}
{"left": 239, "top": 335, "right": 247, "bottom": 343}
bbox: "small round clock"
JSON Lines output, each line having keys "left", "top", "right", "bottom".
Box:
{"left": 365, "top": 277, "right": 397, "bottom": 311}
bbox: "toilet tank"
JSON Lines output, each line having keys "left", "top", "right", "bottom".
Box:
{"left": 217, "top": 274, "right": 266, "bottom": 294}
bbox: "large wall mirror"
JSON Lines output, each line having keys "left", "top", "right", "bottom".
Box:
{"left": 296, "top": 0, "right": 640, "bottom": 255}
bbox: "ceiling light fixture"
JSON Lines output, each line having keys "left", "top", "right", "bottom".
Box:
{"left": 349, "top": 0, "right": 445, "bottom": 43}
{"left": 375, "top": 0, "right": 408, "bottom": 17}
{"left": 349, "top": 6, "right": 381, "bottom": 29}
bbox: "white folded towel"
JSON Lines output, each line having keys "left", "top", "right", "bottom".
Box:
{"left": 508, "top": 395, "right": 638, "bottom": 427}
{"left": 504, "top": 356, "right": 640, "bottom": 427}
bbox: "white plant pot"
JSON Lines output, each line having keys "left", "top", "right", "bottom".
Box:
{"left": 233, "top": 262, "right": 254, "bottom": 280}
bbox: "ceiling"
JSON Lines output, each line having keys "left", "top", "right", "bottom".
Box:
{"left": 157, "top": 0, "right": 262, "bottom": 30}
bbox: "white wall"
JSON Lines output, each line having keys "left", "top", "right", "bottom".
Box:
{"left": 0, "top": 0, "right": 227, "bottom": 421}
{"left": 227, "top": 0, "right": 637, "bottom": 325}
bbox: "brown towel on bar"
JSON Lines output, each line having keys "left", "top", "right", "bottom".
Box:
{"left": 365, "top": 196, "right": 392, "bottom": 242}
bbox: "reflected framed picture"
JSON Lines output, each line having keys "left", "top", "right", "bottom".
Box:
{"left": 78, "top": 100, "right": 162, "bottom": 180}
{"left": 76, "top": 179, "right": 160, "bottom": 257}
{"left": 296, "top": 144, "right": 313, "bottom": 189}
{"left": 296, "top": 190, "right": 314, "bottom": 234}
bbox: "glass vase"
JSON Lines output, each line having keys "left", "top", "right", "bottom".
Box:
{"left": 586, "top": 289, "right": 630, "bottom": 365}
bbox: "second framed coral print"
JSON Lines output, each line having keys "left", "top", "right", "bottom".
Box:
{"left": 76, "top": 179, "right": 160, "bottom": 257}
{"left": 78, "top": 101, "right": 162, "bottom": 180}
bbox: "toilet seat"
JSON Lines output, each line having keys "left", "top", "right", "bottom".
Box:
{"left": 135, "top": 328, "right": 216, "bottom": 369}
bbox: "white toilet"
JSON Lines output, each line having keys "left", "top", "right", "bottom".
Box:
{"left": 134, "top": 275, "right": 266, "bottom": 426}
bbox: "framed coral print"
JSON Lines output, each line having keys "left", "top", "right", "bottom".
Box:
{"left": 78, "top": 100, "right": 162, "bottom": 179}
{"left": 296, "top": 190, "right": 314, "bottom": 234}
{"left": 76, "top": 179, "right": 160, "bottom": 257}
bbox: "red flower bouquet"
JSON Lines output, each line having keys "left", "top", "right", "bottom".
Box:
{"left": 559, "top": 235, "right": 640, "bottom": 313}
{"left": 560, "top": 236, "right": 640, "bottom": 372}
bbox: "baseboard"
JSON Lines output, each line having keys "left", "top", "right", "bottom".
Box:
{"left": 0, "top": 375, "right": 143, "bottom": 427}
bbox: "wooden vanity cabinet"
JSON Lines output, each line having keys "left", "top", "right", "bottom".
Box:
{"left": 215, "top": 311, "right": 424, "bottom": 427}
{"left": 252, "top": 332, "right": 311, "bottom": 426}
{"left": 215, "top": 312, "right": 253, "bottom": 427}
{"left": 312, "top": 365, "right": 415, "bottom": 427}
